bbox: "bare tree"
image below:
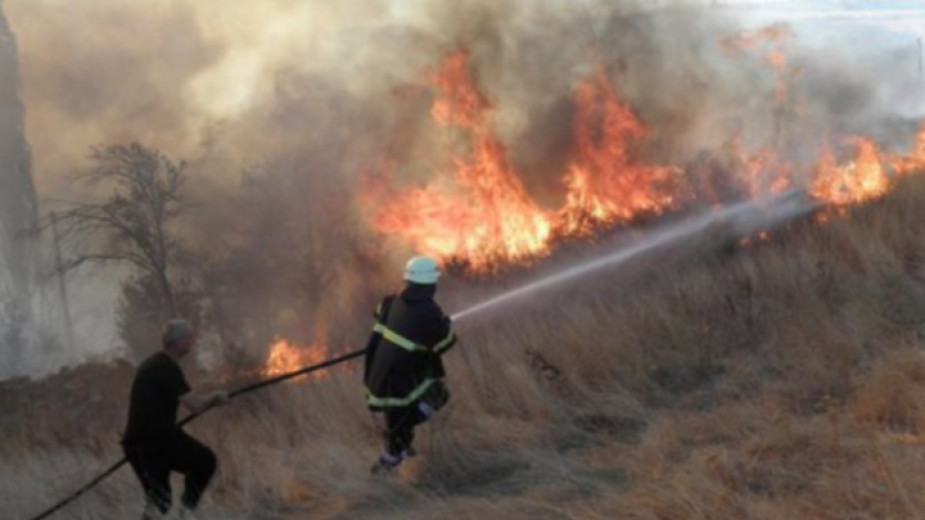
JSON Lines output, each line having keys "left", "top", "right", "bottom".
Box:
{"left": 56, "top": 142, "right": 186, "bottom": 315}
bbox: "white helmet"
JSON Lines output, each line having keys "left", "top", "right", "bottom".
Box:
{"left": 404, "top": 255, "right": 441, "bottom": 284}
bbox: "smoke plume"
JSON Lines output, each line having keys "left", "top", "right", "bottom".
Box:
{"left": 2, "top": 0, "right": 922, "bottom": 373}
{"left": 0, "top": 0, "right": 38, "bottom": 376}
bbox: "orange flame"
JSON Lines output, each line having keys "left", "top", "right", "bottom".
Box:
{"left": 728, "top": 135, "right": 793, "bottom": 198}
{"left": 811, "top": 137, "right": 889, "bottom": 206}
{"left": 720, "top": 24, "right": 794, "bottom": 52}
{"left": 262, "top": 338, "right": 329, "bottom": 380}
{"left": 370, "top": 50, "right": 553, "bottom": 272}
{"left": 917, "top": 124, "right": 925, "bottom": 160}
{"left": 430, "top": 50, "right": 490, "bottom": 130}
{"left": 364, "top": 45, "right": 925, "bottom": 274}
{"left": 368, "top": 51, "right": 680, "bottom": 272}
{"left": 559, "top": 70, "right": 680, "bottom": 235}
{"left": 722, "top": 25, "right": 799, "bottom": 114}
{"left": 890, "top": 123, "right": 925, "bottom": 176}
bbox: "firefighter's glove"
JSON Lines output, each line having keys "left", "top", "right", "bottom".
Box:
{"left": 418, "top": 401, "right": 436, "bottom": 419}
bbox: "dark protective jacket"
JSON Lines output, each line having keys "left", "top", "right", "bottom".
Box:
{"left": 363, "top": 283, "right": 456, "bottom": 410}
{"left": 122, "top": 351, "right": 191, "bottom": 447}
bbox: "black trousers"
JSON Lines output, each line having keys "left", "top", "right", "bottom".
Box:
{"left": 123, "top": 431, "right": 216, "bottom": 516}
{"left": 384, "top": 405, "right": 428, "bottom": 456}
{"left": 381, "top": 381, "right": 450, "bottom": 456}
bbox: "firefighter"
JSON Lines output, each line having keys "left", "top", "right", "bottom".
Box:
{"left": 121, "top": 319, "right": 229, "bottom": 519}
{"left": 363, "top": 255, "right": 457, "bottom": 474}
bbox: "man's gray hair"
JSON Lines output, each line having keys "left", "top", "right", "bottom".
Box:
{"left": 162, "top": 319, "right": 195, "bottom": 349}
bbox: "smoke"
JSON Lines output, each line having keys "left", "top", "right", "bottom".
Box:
{"left": 7, "top": 0, "right": 920, "bottom": 199}
{"left": 0, "top": 0, "right": 39, "bottom": 377}
{"left": 0, "top": 0, "right": 37, "bottom": 291}
{"left": 2, "top": 0, "right": 922, "bottom": 372}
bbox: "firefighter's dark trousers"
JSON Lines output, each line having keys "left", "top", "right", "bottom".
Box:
{"left": 123, "top": 431, "right": 217, "bottom": 517}
{"left": 384, "top": 404, "right": 430, "bottom": 456}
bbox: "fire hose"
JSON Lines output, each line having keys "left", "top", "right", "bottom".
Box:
{"left": 27, "top": 348, "right": 367, "bottom": 520}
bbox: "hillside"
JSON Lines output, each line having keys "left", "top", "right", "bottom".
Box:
{"left": 5, "top": 173, "right": 925, "bottom": 519}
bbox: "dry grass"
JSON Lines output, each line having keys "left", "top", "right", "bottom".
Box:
{"left": 7, "top": 175, "right": 925, "bottom": 519}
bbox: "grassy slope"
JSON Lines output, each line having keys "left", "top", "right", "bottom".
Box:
{"left": 7, "top": 174, "right": 925, "bottom": 519}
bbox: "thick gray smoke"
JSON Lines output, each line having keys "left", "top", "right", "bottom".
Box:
{"left": 2, "top": 0, "right": 922, "bottom": 376}
{"left": 0, "top": 0, "right": 38, "bottom": 377}
{"left": 7, "top": 1, "right": 921, "bottom": 202}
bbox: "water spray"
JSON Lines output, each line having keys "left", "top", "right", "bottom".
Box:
{"left": 451, "top": 190, "right": 817, "bottom": 321}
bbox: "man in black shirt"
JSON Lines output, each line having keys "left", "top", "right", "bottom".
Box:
{"left": 122, "top": 319, "right": 228, "bottom": 519}
{"left": 364, "top": 256, "right": 456, "bottom": 474}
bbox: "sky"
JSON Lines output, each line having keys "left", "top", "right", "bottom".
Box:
{"left": 653, "top": 0, "right": 925, "bottom": 41}
{"left": 722, "top": 0, "right": 925, "bottom": 117}
{"left": 740, "top": 0, "right": 925, "bottom": 37}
